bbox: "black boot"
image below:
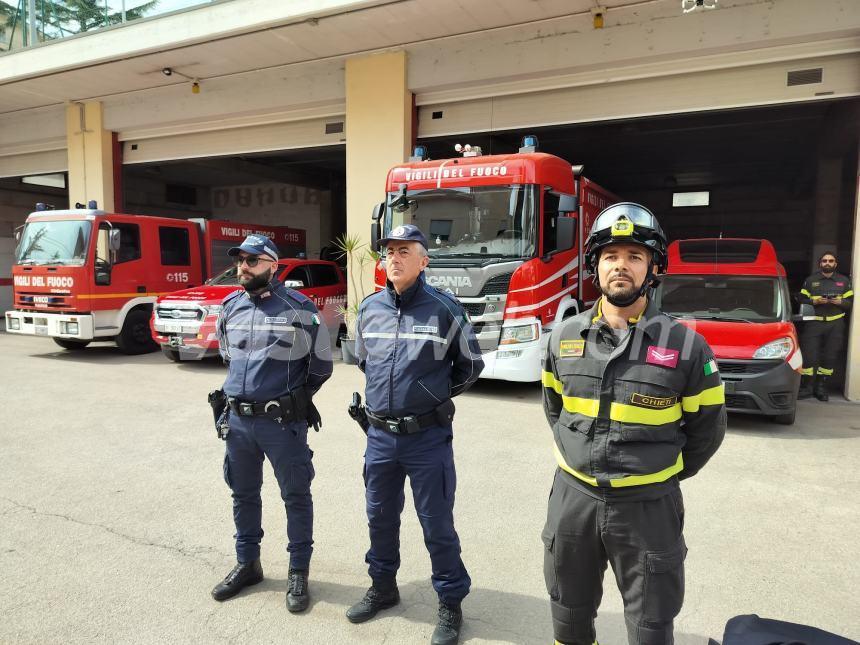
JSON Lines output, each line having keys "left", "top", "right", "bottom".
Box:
{"left": 797, "top": 375, "right": 814, "bottom": 400}
{"left": 286, "top": 568, "right": 310, "bottom": 613}
{"left": 814, "top": 375, "right": 830, "bottom": 402}
{"left": 431, "top": 600, "right": 463, "bottom": 645}
{"left": 345, "top": 579, "right": 400, "bottom": 623}
{"left": 211, "top": 559, "right": 264, "bottom": 601}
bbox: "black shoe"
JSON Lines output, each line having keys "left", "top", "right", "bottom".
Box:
{"left": 814, "top": 376, "right": 830, "bottom": 402}
{"left": 797, "top": 376, "right": 814, "bottom": 400}
{"left": 211, "top": 560, "right": 264, "bottom": 601}
{"left": 345, "top": 580, "right": 400, "bottom": 623}
{"left": 431, "top": 601, "right": 462, "bottom": 645}
{"left": 286, "top": 568, "right": 310, "bottom": 613}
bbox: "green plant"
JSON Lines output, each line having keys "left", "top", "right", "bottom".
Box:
{"left": 332, "top": 234, "right": 379, "bottom": 339}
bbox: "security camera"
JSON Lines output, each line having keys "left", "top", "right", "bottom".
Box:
{"left": 162, "top": 67, "right": 173, "bottom": 76}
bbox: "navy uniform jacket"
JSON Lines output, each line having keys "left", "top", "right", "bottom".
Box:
{"left": 356, "top": 273, "right": 484, "bottom": 418}
{"left": 216, "top": 280, "right": 333, "bottom": 401}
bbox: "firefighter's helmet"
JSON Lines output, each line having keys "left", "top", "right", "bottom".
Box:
{"left": 584, "top": 202, "right": 668, "bottom": 273}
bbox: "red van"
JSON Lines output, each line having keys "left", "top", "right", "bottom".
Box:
{"left": 653, "top": 239, "right": 804, "bottom": 425}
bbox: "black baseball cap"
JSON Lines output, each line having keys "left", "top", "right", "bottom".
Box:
{"left": 379, "top": 224, "right": 428, "bottom": 250}
{"left": 227, "top": 234, "right": 279, "bottom": 261}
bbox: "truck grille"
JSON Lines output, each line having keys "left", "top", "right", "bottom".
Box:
{"left": 463, "top": 302, "right": 485, "bottom": 317}
{"left": 717, "top": 360, "right": 782, "bottom": 375}
{"left": 156, "top": 305, "right": 205, "bottom": 322}
{"left": 725, "top": 394, "right": 760, "bottom": 411}
{"left": 479, "top": 273, "right": 513, "bottom": 296}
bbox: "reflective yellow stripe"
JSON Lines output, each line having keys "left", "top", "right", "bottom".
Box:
{"left": 553, "top": 443, "right": 598, "bottom": 486}
{"left": 564, "top": 396, "right": 601, "bottom": 417}
{"left": 816, "top": 367, "right": 834, "bottom": 376}
{"left": 825, "top": 313, "right": 845, "bottom": 321}
{"left": 610, "top": 402, "right": 682, "bottom": 425}
{"left": 843, "top": 290, "right": 853, "bottom": 298}
{"left": 610, "top": 453, "right": 684, "bottom": 488}
{"left": 542, "top": 370, "right": 562, "bottom": 394}
{"left": 800, "top": 288, "right": 811, "bottom": 297}
{"left": 800, "top": 367, "right": 814, "bottom": 376}
{"left": 592, "top": 298, "right": 603, "bottom": 324}
{"left": 554, "top": 443, "right": 683, "bottom": 488}
{"left": 681, "top": 383, "right": 726, "bottom": 413}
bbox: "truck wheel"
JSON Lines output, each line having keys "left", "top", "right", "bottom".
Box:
{"left": 116, "top": 309, "right": 158, "bottom": 355}
{"left": 53, "top": 338, "right": 91, "bottom": 350}
{"left": 161, "top": 347, "right": 182, "bottom": 362}
{"left": 773, "top": 408, "right": 796, "bottom": 425}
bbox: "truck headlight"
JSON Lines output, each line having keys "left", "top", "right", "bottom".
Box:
{"left": 66, "top": 322, "right": 79, "bottom": 335}
{"left": 753, "top": 337, "right": 793, "bottom": 360}
{"left": 8, "top": 317, "right": 20, "bottom": 330}
{"left": 499, "top": 322, "right": 540, "bottom": 345}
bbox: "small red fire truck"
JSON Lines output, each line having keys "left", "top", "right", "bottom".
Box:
{"left": 371, "top": 138, "right": 618, "bottom": 382}
{"left": 5, "top": 203, "right": 305, "bottom": 354}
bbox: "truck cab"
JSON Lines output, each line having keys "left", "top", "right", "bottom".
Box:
{"left": 653, "top": 238, "right": 803, "bottom": 424}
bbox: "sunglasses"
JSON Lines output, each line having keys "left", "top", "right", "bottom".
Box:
{"left": 234, "top": 255, "right": 272, "bottom": 268}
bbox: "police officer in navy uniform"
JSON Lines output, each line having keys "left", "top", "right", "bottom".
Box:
{"left": 211, "top": 234, "right": 332, "bottom": 612}
{"left": 542, "top": 204, "right": 726, "bottom": 645}
{"left": 797, "top": 252, "right": 853, "bottom": 401}
{"left": 346, "top": 224, "right": 483, "bottom": 645}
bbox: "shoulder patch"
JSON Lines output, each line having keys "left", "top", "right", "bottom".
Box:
{"left": 282, "top": 287, "right": 310, "bottom": 304}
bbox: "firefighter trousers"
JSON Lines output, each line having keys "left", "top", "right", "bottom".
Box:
{"left": 800, "top": 319, "right": 845, "bottom": 377}
{"left": 542, "top": 470, "right": 687, "bottom": 645}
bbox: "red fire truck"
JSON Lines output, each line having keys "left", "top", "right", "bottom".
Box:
{"left": 5, "top": 203, "right": 305, "bottom": 354}
{"left": 371, "top": 138, "right": 618, "bottom": 382}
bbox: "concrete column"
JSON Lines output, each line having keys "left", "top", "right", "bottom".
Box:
{"left": 844, "top": 161, "right": 860, "bottom": 401}
{"left": 65, "top": 101, "right": 115, "bottom": 212}
{"left": 345, "top": 51, "right": 412, "bottom": 305}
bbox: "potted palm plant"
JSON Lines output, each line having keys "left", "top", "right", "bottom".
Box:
{"left": 333, "top": 233, "right": 378, "bottom": 365}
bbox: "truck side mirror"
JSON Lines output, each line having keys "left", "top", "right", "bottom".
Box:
{"left": 108, "top": 229, "right": 121, "bottom": 252}
{"left": 555, "top": 216, "right": 576, "bottom": 253}
{"left": 370, "top": 202, "right": 384, "bottom": 250}
{"left": 792, "top": 303, "right": 815, "bottom": 322}
{"left": 95, "top": 266, "right": 112, "bottom": 286}
{"left": 558, "top": 194, "right": 579, "bottom": 214}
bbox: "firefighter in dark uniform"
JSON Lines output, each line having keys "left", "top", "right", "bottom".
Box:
{"left": 210, "top": 234, "right": 332, "bottom": 612}
{"left": 541, "top": 203, "right": 726, "bottom": 645}
{"left": 797, "top": 252, "right": 853, "bottom": 401}
{"left": 346, "top": 224, "right": 483, "bottom": 645}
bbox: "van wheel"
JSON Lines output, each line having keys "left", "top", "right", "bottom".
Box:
{"left": 53, "top": 338, "right": 91, "bottom": 350}
{"left": 773, "top": 409, "right": 796, "bottom": 425}
{"left": 161, "top": 348, "right": 181, "bottom": 362}
{"left": 116, "top": 309, "right": 158, "bottom": 355}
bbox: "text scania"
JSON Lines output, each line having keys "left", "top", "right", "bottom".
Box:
{"left": 426, "top": 276, "right": 472, "bottom": 288}
{"left": 403, "top": 166, "right": 508, "bottom": 182}
{"left": 14, "top": 275, "right": 74, "bottom": 288}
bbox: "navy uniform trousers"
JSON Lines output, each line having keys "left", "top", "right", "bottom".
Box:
{"left": 223, "top": 413, "right": 315, "bottom": 568}
{"left": 363, "top": 423, "right": 471, "bottom": 604}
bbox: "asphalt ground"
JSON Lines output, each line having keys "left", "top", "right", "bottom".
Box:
{"left": 0, "top": 332, "right": 858, "bottom": 645}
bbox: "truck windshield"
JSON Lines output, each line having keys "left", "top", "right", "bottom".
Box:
{"left": 208, "top": 265, "right": 240, "bottom": 286}
{"left": 654, "top": 275, "right": 784, "bottom": 323}
{"left": 385, "top": 185, "right": 537, "bottom": 259}
{"left": 16, "top": 220, "right": 92, "bottom": 266}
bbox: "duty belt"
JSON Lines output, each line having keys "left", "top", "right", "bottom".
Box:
{"left": 228, "top": 387, "right": 311, "bottom": 424}
{"left": 366, "top": 404, "right": 451, "bottom": 436}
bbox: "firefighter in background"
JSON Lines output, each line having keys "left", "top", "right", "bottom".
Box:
{"left": 347, "top": 224, "right": 483, "bottom": 645}
{"left": 210, "top": 234, "right": 332, "bottom": 612}
{"left": 797, "top": 252, "right": 853, "bottom": 401}
{"left": 541, "top": 203, "right": 726, "bottom": 645}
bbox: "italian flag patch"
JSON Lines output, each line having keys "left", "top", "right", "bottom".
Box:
{"left": 704, "top": 359, "right": 718, "bottom": 376}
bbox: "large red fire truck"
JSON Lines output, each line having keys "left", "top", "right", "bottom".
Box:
{"left": 5, "top": 203, "right": 305, "bottom": 354}
{"left": 371, "top": 138, "right": 618, "bottom": 382}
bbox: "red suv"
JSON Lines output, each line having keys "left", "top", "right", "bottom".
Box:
{"left": 151, "top": 259, "right": 347, "bottom": 361}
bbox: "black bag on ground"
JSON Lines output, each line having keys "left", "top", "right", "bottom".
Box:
{"left": 711, "top": 614, "right": 857, "bottom": 645}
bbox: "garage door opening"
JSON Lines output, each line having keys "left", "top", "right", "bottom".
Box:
{"left": 122, "top": 146, "right": 346, "bottom": 266}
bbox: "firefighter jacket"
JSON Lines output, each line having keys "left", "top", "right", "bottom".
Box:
{"left": 542, "top": 298, "right": 726, "bottom": 493}
{"left": 799, "top": 272, "right": 853, "bottom": 322}
{"left": 216, "top": 280, "right": 333, "bottom": 401}
{"left": 356, "top": 272, "right": 484, "bottom": 419}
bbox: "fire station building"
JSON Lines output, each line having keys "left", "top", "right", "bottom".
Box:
{"left": 1, "top": 0, "right": 859, "bottom": 390}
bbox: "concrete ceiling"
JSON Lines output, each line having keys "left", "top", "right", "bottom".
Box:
{"left": 0, "top": 0, "right": 649, "bottom": 114}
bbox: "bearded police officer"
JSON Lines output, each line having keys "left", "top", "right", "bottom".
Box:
{"left": 210, "top": 234, "right": 332, "bottom": 612}
{"left": 797, "top": 252, "right": 853, "bottom": 401}
{"left": 541, "top": 204, "right": 726, "bottom": 645}
{"left": 346, "top": 224, "right": 483, "bottom": 645}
